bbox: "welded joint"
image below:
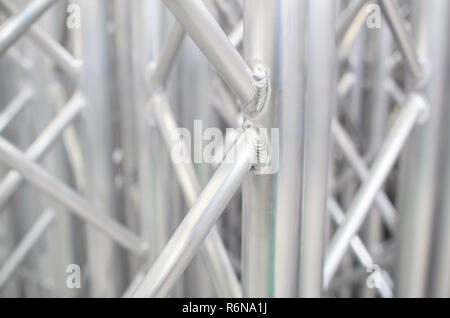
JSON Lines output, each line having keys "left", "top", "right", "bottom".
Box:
{"left": 145, "top": 61, "right": 159, "bottom": 93}
{"left": 411, "top": 56, "right": 432, "bottom": 90}
{"left": 243, "top": 120, "right": 271, "bottom": 173}
{"left": 242, "top": 64, "right": 270, "bottom": 116}
{"left": 403, "top": 92, "right": 430, "bottom": 125}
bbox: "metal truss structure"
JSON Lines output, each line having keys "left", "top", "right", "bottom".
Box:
{"left": 0, "top": 0, "right": 449, "bottom": 298}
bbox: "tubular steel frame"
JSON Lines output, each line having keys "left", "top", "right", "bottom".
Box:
{"left": 0, "top": 0, "right": 448, "bottom": 298}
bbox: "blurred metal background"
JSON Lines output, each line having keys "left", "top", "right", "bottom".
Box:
{"left": 0, "top": 0, "right": 448, "bottom": 298}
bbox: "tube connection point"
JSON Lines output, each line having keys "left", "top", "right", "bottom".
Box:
{"left": 407, "top": 92, "right": 430, "bottom": 125}
{"left": 242, "top": 64, "right": 269, "bottom": 115}
{"left": 243, "top": 120, "right": 270, "bottom": 171}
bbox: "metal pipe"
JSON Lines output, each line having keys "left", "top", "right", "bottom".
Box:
{"left": 0, "top": 93, "right": 84, "bottom": 212}
{"left": 378, "top": 0, "right": 424, "bottom": 82}
{"left": 395, "top": 0, "right": 450, "bottom": 297}
{"left": 147, "top": 22, "right": 185, "bottom": 91}
{"left": 0, "top": 88, "right": 33, "bottom": 133}
{"left": 132, "top": 130, "right": 255, "bottom": 297}
{"left": 0, "top": 0, "right": 82, "bottom": 78}
{"left": 298, "top": 0, "right": 336, "bottom": 297}
{"left": 332, "top": 119, "right": 396, "bottom": 232}
{"left": 211, "top": 77, "right": 241, "bottom": 129}
{"left": 241, "top": 0, "right": 278, "bottom": 298}
{"left": 274, "top": 0, "right": 307, "bottom": 298}
{"left": 338, "top": 2, "right": 371, "bottom": 63}
{"left": 324, "top": 93, "right": 427, "bottom": 287}
{"left": 160, "top": 0, "right": 255, "bottom": 106}
{"left": 151, "top": 92, "right": 242, "bottom": 297}
{"left": 430, "top": 118, "right": 450, "bottom": 297}
{"left": 336, "top": 0, "right": 366, "bottom": 43}
{"left": 328, "top": 198, "right": 393, "bottom": 298}
{"left": 0, "top": 135, "right": 149, "bottom": 255}
{"left": 0, "top": 0, "right": 58, "bottom": 56}
{"left": 0, "top": 209, "right": 55, "bottom": 289}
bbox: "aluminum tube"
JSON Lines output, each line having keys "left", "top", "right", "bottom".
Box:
{"left": 430, "top": 124, "right": 450, "bottom": 297}
{"left": 228, "top": 20, "right": 243, "bottom": 48}
{"left": 0, "top": 0, "right": 82, "bottom": 78}
{"left": 0, "top": 0, "right": 58, "bottom": 55}
{"left": 395, "top": 0, "right": 450, "bottom": 297}
{"left": 359, "top": 23, "right": 392, "bottom": 298}
{"left": 332, "top": 119, "right": 396, "bottom": 232}
{"left": 336, "top": 0, "right": 366, "bottom": 43}
{"left": 0, "top": 135, "right": 148, "bottom": 255}
{"left": 161, "top": 0, "right": 254, "bottom": 105}
{"left": 147, "top": 22, "right": 185, "bottom": 90}
{"left": 0, "top": 88, "right": 33, "bottom": 133}
{"left": 378, "top": 0, "right": 423, "bottom": 81}
{"left": 132, "top": 131, "right": 255, "bottom": 297}
{"left": 129, "top": 0, "right": 173, "bottom": 269}
{"left": 0, "top": 210, "right": 55, "bottom": 289}
{"left": 324, "top": 93, "right": 427, "bottom": 287}
{"left": 328, "top": 198, "right": 393, "bottom": 298}
{"left": 211, "top": 77, "right": 241, "bottom": 129}
{"left": 0, "top": 93, "right": 84, "bottom": 212}
{"left": 241, "top": 0, "right": 277, "bottom": 298}
{"left": 338, "top": 2, "right": 370, "bottom": 63}
{"left": 298, "top": 0, "right": 336, "bottom": 297}
{"left": 74, "top": 0, "right": 125, "bottom": 297}
{"left": 151, "top": 93, "right": 242, "bottom": 297}
{"left": 273, "top": 0, "right": 307, "bottom": 298}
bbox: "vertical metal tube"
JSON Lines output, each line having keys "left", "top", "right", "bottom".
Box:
{"left": 241, "top": 0, "right": 277, "bottom": 298}
{"left": 274, "top": 0, "right": 307, "bottom": 298}
{"left": 73, "top": 0, "right": 126, "bottom": 297}
{"left": 298, "top": 0, "right": 336, "bottom": 297}
{"left": 395, "top": 0, "right": 450, "bottom": 298}
{"left": 430, "top": 112, "right": 450, "bottom": 297}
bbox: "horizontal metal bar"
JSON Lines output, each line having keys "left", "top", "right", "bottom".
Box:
{"left": 150, "top": 93, "right": 242, "bottom": 297}
{"left": 147, "top": 21, "right": 185, "bottom": 91}
{"left": 0, "top": 93, "right": 84, "bottom": 212}
{"left": 0, "top": 209, "right": 55, "bottom": 289}
{"left": 0, "top": 0, "right": 82, "bottom": 78}
{"left": 332, "top": 119, "right": 397, "bottom": 232}
{"left": 328, "top": 198, "right": 393, "bottom": 298}
{"left": 0, "top": 87, "right": 33, "bottom": 133}
{"left": 378, "top": 0, "right": 424, "bottom": 81}
{"left": 161, "top": 0, "right": 255, "bottom": 106}
{"left": 324, "top": 93, "right": 427, "bottom": 287}
{"left": 132, "top": 130, "right": 255, "bottom": 297}
{"left": 0, "top": 133, "right": 148, "bottom": 255}
{"left": 0, "top": 0, "right": 59, "bottom": 56}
